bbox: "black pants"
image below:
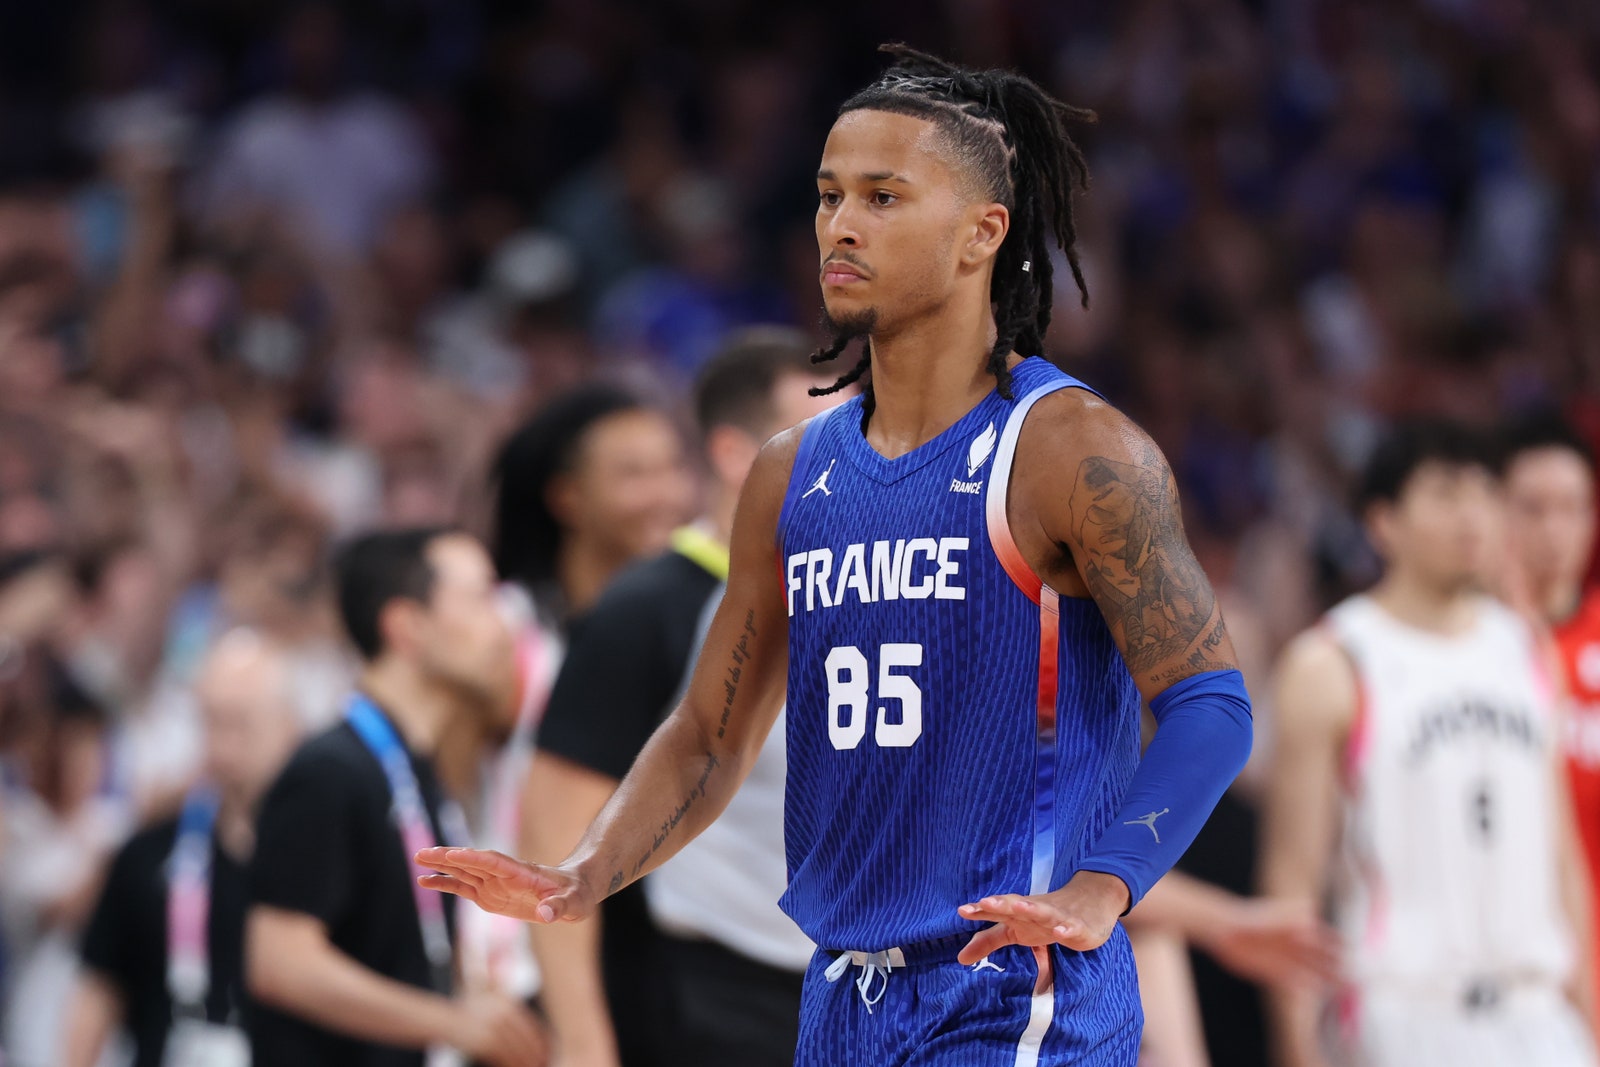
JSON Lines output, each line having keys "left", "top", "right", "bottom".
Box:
{"left": 660, "top": 934, "right": 806, "bottom": 1067}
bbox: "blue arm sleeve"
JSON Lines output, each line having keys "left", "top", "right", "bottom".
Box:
{"left": 1077, "top": 668, "right": 1253, "bottom": 910}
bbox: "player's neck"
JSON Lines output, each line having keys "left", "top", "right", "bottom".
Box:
{"left": 1370, "top": 570, "right": 1481, "bottom": 637}
{"left": 865, "top": 305, "right": 1005, "bottom": 459}
{"left": 356, "top": 660, "right": 453, "bottom": 755}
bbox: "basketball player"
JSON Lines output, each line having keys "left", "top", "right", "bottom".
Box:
{"left": 1502, "top": 414, "right": 1600, "bottom": 1018}
{"left": 419, "top": 46, "right": 1253, "bottom": 1064}
{"left": 1261, "top": 420, "right": 1596, "bottom": 1067}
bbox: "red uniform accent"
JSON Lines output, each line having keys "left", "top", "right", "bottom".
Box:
{"left": 1554, "top": 587, "right": 1600, "bottom": 1009}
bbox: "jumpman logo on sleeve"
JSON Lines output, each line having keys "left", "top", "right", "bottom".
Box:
{"left": 1124, "top": 808, "right": 1170, "bottom": 844}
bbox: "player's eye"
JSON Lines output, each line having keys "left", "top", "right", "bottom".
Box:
{"left": 819, "top": 190, "right": 843, "bottom": 207}
{"left": 871, "top": 190, "right": 898, "bottom": 206}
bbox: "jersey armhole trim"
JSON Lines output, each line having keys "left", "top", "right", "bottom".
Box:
{"left": 776, "top": 405, "right": 838, "bottom": 547}
{"left": 1317, "top": 620, "right": 1372, "bottom": 790}
{"left": 984, "top": 381, "right": 1080, "bottom": 606}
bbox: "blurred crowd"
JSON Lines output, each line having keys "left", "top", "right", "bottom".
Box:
{"left": 0, "top": 0, "right": 1597, "bottom": 1064}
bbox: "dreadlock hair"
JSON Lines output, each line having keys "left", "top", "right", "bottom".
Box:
{"left": 812, "top": 43, "right": 1095, "bottom": 426}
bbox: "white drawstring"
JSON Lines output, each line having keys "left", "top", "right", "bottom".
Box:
{"left": 824, "top": 947, "right": 906, "bottom": 1013}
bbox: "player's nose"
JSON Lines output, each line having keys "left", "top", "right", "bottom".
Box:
{"left": 821, "top": 201, "right": 862, "bottom": 248}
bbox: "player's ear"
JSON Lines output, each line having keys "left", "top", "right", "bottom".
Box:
{"left": 962, "top": 202, "right": 1009, "bottom": 266}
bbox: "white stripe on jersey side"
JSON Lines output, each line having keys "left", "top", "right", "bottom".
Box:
{"left": 1015, "top": 984, "right": 1055, "bottom": 1066}
{"left": 984, "top": 379, "right": 1075, "bottom": 898}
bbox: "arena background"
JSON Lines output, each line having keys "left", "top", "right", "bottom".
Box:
{"left": 0, "top": 1, "right": 1596, "bottom": 1065}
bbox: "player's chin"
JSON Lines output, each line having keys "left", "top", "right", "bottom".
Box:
{"left": 821, "top": 296, "right": 878, "bottom": 337}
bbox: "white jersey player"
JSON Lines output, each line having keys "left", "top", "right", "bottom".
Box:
{"left": 1262, "top": 420, "right": 1596, "bottom": 1067}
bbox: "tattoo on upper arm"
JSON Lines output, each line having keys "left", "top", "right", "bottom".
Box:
{"left": 1067, "top": 438, "right": 1229, "bottom": 682}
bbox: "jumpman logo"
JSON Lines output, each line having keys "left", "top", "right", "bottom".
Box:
{"left": 802, "top": 458, "right": 837, "bottom": 499}
{"left": 1124, "top": 808, "right": 1170, "bottom": 844}
{"left": 971, "top": 957, "right": 1005, "bottom": 974}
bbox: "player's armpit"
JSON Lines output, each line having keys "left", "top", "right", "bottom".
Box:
{"left": 1022, "top": 397, "right": 1240, "bottom": 697}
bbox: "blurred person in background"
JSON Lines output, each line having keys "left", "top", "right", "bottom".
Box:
{"left": 421, "top": 383, "right": 686, "bottom": 1033}
{"left": 0, "top": 649, "right": 130, "bottom": 1067}
{"left": 127, "top": 496, "right": 346, "bottom": 822}
{"left": 1502, "top": 413, "right": 1600, "bottom": 1019}
{"left": 1122, "top": 870, "right": 1339, "bottom": 1067}
{"left": 452, "top": 385, "right": 690, "bottom": 1044}
{"left": 245, "top": 527, "right": 543, "bottom": 1067}
{"left": 62, "top": 629, "right": 302, "bottom": 1067}
{"left": 525, "top": 328, "right": 838, "bottom": 1067}
{"left": 1262, "top": 421, "right": 1595, "bottom": 1067}
{"left": 479, "top": 382, "right": 691, "bottom": 869}
{"left": 489, "top": 385, "right": 691, "bottom": 630}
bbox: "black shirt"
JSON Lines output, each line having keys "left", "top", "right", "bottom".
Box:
{"left": 247, "top": 716, "right": 456, "bottom": 1067}
{"left": 537, "top": 548, "right": 721, "bottom": 1067}
{"left": 539, "top": 550, "right": 720, "bottom": 779}
{"left": 79, "top": 817, "right": 249, "bottom": 1067}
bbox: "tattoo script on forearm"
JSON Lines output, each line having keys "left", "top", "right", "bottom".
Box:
{"left": 604, "top": 610, "right": 756, "bottom": 894}
{"left": 1067, "top": 438, "right": 1230, "bottom": 685}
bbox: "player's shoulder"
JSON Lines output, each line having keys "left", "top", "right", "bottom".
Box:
{"left": 1279, "top": 622, "right": 1359, "bottom": 675}
{"left": 759, "top": 401, "right": 851, "bottom": 470}
{"left": 750, "top": 403, "right": 854, "bottom": 508}
{"left": 1273, "top": 622, "right": 1361, "bottom": 732}
{"left": 754, "top": 419, "right": 808, "bottom": 478}
{"left": 1018, "top": 377, "right": 1160, "bottom": 473}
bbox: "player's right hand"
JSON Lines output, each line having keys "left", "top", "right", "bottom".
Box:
{"left": 452, "top": 991, "right": 548, "bottom": 1067}
{"left": 416, "top": 847, "right": 595, "bottom": 924}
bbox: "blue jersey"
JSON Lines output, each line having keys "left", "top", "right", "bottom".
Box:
{"left": 776, "top": 357, "right": 1142, "bottom": 959}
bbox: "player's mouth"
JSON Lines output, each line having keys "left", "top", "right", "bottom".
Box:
{"left": 821, "top": 259, "right": 870, "bottom": 287}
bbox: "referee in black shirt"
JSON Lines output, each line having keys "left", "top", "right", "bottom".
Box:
{"left": 524, "top": 328, "right": 846, "bottom": 1067}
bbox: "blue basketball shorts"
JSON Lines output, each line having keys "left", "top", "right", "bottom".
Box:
{"left": 794, "top": 932, "right": 1143, "bottom": 1066}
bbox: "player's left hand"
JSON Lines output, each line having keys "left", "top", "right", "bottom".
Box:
{"left": 956, "top": 870, "right": 1131, "bottom": 965}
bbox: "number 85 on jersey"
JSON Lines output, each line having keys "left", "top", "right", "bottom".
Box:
{"left": 826, "top": 643, "right": 924, "bottom": 749}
